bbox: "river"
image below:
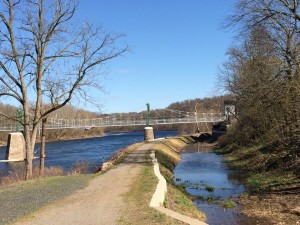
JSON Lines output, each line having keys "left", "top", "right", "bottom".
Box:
{"left": 0, "top": 130, "right": 178, "bottom": 176}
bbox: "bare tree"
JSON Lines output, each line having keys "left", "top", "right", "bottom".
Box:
{"left": 227, "top": 0, "right": 300, "bottom": 76}
{"left": 0, "top": 0, "right": 127, "bottom": 179}
{"left": 39, "top": 117, "right": 47, "bottom": 177}
{"left": 220, "top": 0, "right": 300, "bottom": 172}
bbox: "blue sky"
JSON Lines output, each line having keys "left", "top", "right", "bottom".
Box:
{"left": 77, "top": 0, "right": 236, "bottom": 113}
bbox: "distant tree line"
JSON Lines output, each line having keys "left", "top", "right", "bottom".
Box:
{"left": 0, "top": 95, "right": 229, "bottom": 145}
{"left": 0, "top": 103, "right": 104, "bottom": 144}
{"left": 219, "top": 0, "right": 300, "bottom": 174}
{"left": 166, "top": 96, "right": 230, "bottom": 134}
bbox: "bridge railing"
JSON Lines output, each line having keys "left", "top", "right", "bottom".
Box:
{"left": 0, "top": 112, "right": 226, "bottom": 131}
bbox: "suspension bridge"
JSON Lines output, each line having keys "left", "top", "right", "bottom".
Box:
{"left": 0, "top": 109, "right": 226, "bottom": 132}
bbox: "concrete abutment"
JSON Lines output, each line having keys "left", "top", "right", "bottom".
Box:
{"left": 5, "top": 132, "right": 26, "bottom": 161}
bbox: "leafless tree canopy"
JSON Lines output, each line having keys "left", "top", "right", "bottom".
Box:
{"left": 0, "top": 0, "right": 127, "bottom": 179}
{"left": 220, "top": 0, "right": 300, "bottom": 174}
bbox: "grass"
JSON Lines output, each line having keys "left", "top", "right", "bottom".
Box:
{"left": 215, "top": 144, "right": 300, "bottom": 193}
{"left": 0, "top": 159, "right": 96, "bottom": 187}
{"left": 194, "top": 194, "right": 238, "bottom": 208}
{"left": 0, "top": 174, "right": 94, "bottom": 225}
{"left": 119, "top": 136, "right": 206, "bottom": 224}
{"left": 205, "top": 185, "right": 215, "bottom": 192}
{"left": 221, "top": 200, "right": 236, "bottom": 208}
{"left": 119, "top": 163, "right": 184, "bottom": 225}
{"left": 0, "top": 136, "right": 206, "bottom": 225}
{"left": 0, "top": 165, "right": 65, "bottom": 187}
{"left": 0, "top": 141, "right": 144, "bottom": 225}
{"left": 153, "top": 138, "right": 206, "bottom": 222}
{"left": 194, "top": 194, "right": 207, "bottom": 200}
{"left": 246, "top": 172, "right": 299, "bottom": 192}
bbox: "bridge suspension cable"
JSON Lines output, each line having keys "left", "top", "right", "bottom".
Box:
{"left": 0, "top": 109, "right": 226, "bottom": 131}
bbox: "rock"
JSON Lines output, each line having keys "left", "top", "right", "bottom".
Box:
{"left": 291, "top": 206, "right": 300, "bottom": 216}
{"left": 101, "top": 162, "right": 112, "bottom": 171}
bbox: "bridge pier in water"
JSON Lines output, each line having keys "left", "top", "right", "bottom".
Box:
{"left": 144, "top": 127, "right": 154, "bottom": 141}
{"left": 144, "top": 103, "right": 155, "bottom": 141}
{"left": 5, "top": 132, "right": 26, "bottom": 161}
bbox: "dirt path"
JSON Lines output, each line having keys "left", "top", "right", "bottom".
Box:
{"left": 14, "top": 143, "right": 152, "bottom": 225}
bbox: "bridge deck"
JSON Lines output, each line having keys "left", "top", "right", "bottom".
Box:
{"left": 0, "top": 111, "right": 226, "bottom": 132}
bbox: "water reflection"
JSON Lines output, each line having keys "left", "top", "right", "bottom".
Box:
{"left": 174, "top": 143, "right": 251, "bottom": 225}
{"left": 181, "top": 143, "right": 213, "bottom": 153}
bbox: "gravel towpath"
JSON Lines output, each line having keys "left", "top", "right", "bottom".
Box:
{"left": 14, "top": 143, "right": 152, "bottom": 225}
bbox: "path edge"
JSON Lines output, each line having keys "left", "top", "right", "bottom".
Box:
{"left": 149, "top": 150, "right": 208, "bottom": 225}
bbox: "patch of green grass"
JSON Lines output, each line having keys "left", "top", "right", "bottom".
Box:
{"left": 217, "top": 143, "right": 300, "bottom": 193}
{"left": 151, "top": 138, "right": 206, "bottom": 222}
{"left": 248, "top": 177, "right": 261, "bottom": 190}
{"left": 177, "top": 181, "right": 202, "bottom": 191}
{"left": 194, "top": 194, "right": 206, "bottom": 200}
{"left": 194, "top": 195, "right": 222, "bottom": 205}
{"left": 211, "top": 200, "right": 220, "bottom": 205}
{"left": 119, "top": 164, "right": 184, "bottom": 225}
{"left": 166, "top": 182, "right": 206, "bottom": 221}
{"left": 174, "top": 195, "right": 190, "bottom": 205}
{"left": 194, "top": 194, "right": 216, "bottom": 203}
{"left": 205, "top": 185, "right": 215, "bottom": 192}
{"left": 246, "top": 172, "right": 299, "bottom": 192}
{"left": 206, "top": 195, "right": 214, "bottom": 201}
{"left": 0, "top": 174, "right": 94, "bottom": 225}
{"left": 239, "top": 192, "right": 249, "bottom": 198}
{"left": 120, "top": 137, "right": 206, "bottom": 224}
{"left": 178, "top": 182, "right": 189, "bottom": 189}
{"left": 221, "top": 200, "right": 236, "bottom": 208}
{"left": 155, "top": 150, "right": 178, "bottom": 172}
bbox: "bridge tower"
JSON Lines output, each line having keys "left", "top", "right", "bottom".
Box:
{"left": 144, "top": 103, "right": 154, "bottom": 141}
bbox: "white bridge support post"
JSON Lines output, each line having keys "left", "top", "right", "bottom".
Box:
{"left": 5, "top": 132, "right": 26, "bottom": 161}
{"left": 144, "top": 127, "right": 154, "bottom": 141}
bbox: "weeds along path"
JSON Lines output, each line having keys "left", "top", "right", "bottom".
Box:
{"left": 14, "top": 143, "right": 152, "bottom": 225}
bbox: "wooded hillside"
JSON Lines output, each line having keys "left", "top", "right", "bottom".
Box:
{"left": 0, "top": 95, "right": 229, "bottom": 144}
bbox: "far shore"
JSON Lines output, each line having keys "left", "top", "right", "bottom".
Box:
{"left": 0, "top": 133, "right": 106, "bottom": 148}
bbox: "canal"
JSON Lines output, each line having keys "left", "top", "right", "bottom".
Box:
{"left": 174, "top": 143, "right": 253, "bottom": 225}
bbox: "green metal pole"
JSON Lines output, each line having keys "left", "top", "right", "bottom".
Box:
{"left": 146, "top": 103, "right": 150, "bottom": 127}
{"left": 16, "top": 109, "right": 23, "bottom": 132}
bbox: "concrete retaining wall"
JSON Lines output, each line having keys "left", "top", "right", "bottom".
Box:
{"left": 149, "top": 150, "right": 208, "bottom": 225}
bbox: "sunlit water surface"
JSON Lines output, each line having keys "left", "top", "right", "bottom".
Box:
{"left": 174, "top": 143, "right": 254, "bottom": 225}
{"left": 0, "top": 130, "right": 178, "bottom": 175}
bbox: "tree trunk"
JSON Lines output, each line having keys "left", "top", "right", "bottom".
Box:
{"left": 23, "top": 101, "right": 33, "bottom": 180}
{"left": 24, "top": 124, "right": 32, "bottom": 180}
{"left": 39, "top": 118, "right": 47, "bottom": 177}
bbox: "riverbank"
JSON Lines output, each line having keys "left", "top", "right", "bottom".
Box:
{"left": 119, "top": 135, "right": 207, "bottom": 224}
{"left": 216, "top": 145, "right": 300, "bottom": 224}
{"left": 0, "top": 128, "right": 105, "bottom": 147}
{"left": 0, "top": 135, "right": 206, "bottom": 225}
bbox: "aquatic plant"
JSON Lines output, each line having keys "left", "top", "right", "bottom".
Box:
{"left": 221, "top": 200, "right": 236, "bottom": 208}
{"left": 205, "top": 185, "right": 215, "bottom": 192}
